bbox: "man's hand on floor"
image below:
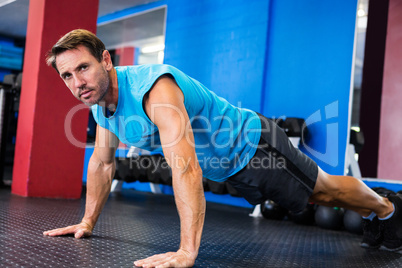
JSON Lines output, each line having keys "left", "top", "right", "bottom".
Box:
{"left": 134, "top": 248, "right": 196, "bottom": 268}
{"left": 43, "top": 221, "right": 93, "bottom": 239}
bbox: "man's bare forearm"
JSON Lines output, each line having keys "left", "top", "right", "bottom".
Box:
{"left": 82, "top": 157, "right": 115, "bottom": 228}
{"left": 173, "top": 169, "right": 206, "bottom": 256}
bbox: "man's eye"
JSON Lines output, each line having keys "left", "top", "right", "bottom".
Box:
{"left": 81, "top": 65, "right": 88, "bottom": 70}
{"left": 64, "top": 74, "right": 71, "bottom": 79}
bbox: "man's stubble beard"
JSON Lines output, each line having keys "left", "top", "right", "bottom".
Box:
{"left": 85, "top": 71, "right": 110, "bottom": 107}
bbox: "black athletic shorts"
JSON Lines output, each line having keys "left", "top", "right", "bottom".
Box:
{"left": 226, "top": 113, "right": 318, "bottom": 213}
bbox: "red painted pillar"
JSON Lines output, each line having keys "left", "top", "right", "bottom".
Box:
{"left": 377, "top": 0, "right": 402, "bottom": 181}
{"left": 12, "top": 0, "right": 99, "bottom": 198}
{"left": 116, "top": 47, "right": 135, "bottom": 66}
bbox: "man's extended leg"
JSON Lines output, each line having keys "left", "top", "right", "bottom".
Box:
{"left": 309, "top": 167, "right": 393, "bottom": 217}
{"left": 309, "top": 167, "right": 402, "bottom": 251}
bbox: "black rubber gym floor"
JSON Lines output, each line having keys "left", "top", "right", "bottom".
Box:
{"left": 0, "top": 187, "right": 401, "bottom": 268}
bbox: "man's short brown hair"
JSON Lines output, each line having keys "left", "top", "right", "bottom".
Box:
{"left": 46, "top": 29, "right": 105, "bottom": 72}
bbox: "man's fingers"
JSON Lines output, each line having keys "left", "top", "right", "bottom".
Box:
{"left": 74, "top": 229, "right": 92, "bottom": 238}
{"left": 142, "top": 259, "right": 171, "bottom": 268}
{"left": 43, "top": 223, "right": 92, "bottom": 238}
{"left": 149, "top": 257, "right": 175, "bottom": 268}
{"left": 134, "top": 252, "right": 191, "bottom": 268}
{"left": 75, "top": 230, "right": 83, "bottom": 239}
{"left": 43, "top": 227, "right": 74, "bottom": 236}
{"left": 155, "top": 261, "right": 173, "bottom": 268}
{"left": 43, "top": 227, "right": 66, "bottom": 235}
{"left": 134, "top": 253, "right": 169, "bottom": 267}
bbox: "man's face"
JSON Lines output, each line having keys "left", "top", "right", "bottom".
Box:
{"left": 56, "top": 45, "right": 110, "bottom": 106}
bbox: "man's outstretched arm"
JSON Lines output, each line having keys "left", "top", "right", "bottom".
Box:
{"left": 134, "top": 76, "right": 206, "bottom": 268}
{"left": 43, "top": 124, "right": 119, "bottom": 238}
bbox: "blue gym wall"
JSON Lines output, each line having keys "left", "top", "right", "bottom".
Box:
{"left": 261, "top": 0, "right": 357, "bottom": 175}
{"left": 164, "top": 0, "right": 270, "bottom": 112}
{"left": 164, "top": 0, "right": 358, "bottom": 175}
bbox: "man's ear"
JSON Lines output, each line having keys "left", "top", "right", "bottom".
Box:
{"left": 102, "top": 50, "right": 113, "bottom": 71}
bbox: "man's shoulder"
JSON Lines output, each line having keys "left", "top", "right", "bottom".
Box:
{"left": 116, "top": 64, "right": 175, "bottom": 71}
{"left": 116, "top": 64, "right": 172, "bottom": 80}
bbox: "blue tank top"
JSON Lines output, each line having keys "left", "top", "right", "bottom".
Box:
{"left": 91, "top": 64, "right": 261, "bottom": 181}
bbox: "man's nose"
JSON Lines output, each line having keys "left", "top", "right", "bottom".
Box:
{"left": 74, "top": 74, "right": 86, "bottom": 89}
